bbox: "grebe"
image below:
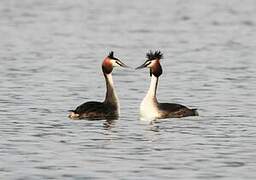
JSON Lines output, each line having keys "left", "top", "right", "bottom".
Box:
{"left": 69, "top": 51, "right": 128, "bottom": 120}
{"left": 136, "top": 50, "right": 198, "bottom": 120}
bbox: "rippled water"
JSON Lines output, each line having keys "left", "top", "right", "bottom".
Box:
{"left": 1, "top": 0, "right": 256, "bottom": 179}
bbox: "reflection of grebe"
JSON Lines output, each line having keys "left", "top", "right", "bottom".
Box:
{"left": 136, "top": 50, "right": 198, "bottom": 120}
{"left": 69, "top": 51, "right": 128, "bottom": 120}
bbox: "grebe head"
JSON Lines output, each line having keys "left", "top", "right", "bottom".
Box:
{"left": 136, "top": 50, "right": 163, "bottom": 77}
{"left": 102, "top": 51, "right": 128, "bottom": 74}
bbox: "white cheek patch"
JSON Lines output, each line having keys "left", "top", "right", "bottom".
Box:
{"left": 147, "top": 60, "right": 157, "bottom": 68}
{"left": 111, "top": 60, "right": 121, "bottom": 67}
{"left": 147, "top": 63, "right": 153, "bottom": 68}
{"left": 110, "top": 60, "right": 116, "bottom": 67}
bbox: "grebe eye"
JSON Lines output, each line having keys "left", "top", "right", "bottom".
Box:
{"left": 115, "top": 60, "right": 120, "bottom": 66}
{"left": 145, "top": 60, "right": 151, "bottom": 67}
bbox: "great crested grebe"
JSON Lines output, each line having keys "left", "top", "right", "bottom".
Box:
{"left": 136, "top": 50, "right": 198, "bottom": 120}
{"left": 69, "top": 51, "right": 128, "bottom": 120}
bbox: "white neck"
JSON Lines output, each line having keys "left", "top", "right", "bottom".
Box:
{"left": 146, "top": 75, "right": 158, "bottom": 98}
{"left": 140, "top": 75, "right": 159, "bottom": 120}
{"left": 104, "top": 73, "right": 119, "bottom": 107}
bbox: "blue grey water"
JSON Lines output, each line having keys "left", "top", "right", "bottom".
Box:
{"left": 0, "top": 0, "right": 256, "bottom": 179}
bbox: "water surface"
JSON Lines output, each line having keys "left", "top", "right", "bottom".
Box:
{"left": 1, "top": 0, "right": 256, "bottom": 179}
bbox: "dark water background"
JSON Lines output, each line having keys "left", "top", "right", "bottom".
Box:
{"left": 1, "top": 0, "right": 256, "bottom": 179}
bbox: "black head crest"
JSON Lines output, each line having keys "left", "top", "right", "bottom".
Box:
{"left": 108, "top": 51, "right": 119, "bottom": 60}
{"left": 146, "top": 50, "right": 163, "bottom": 60}
{"left": 108, "top": 51, "right": 114, "bottom": 59}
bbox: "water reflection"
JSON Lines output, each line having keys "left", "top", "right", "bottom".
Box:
{"left": 68, "top": 116, "right": 117, "bottom": 130}
{"left": 103, "top": 119, "right": 116, "bottom": 130}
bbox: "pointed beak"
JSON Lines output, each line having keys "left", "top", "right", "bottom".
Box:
{"left": 135, "top": 62, "right": 148, "bottom": 70}
{"left": 116, "top": 59, "right": 129, "bottom": 68}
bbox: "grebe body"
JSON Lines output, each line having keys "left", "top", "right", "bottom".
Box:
{"left": 136, "top": 50, "right": 198, "bottom": 120}
{"left": 69, "top": 51, "right": 127, "bottom": 120}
